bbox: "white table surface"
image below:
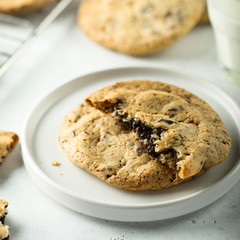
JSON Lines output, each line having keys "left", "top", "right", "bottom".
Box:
{"left": 0, "top": 1, "right": 240, "bottom": 239}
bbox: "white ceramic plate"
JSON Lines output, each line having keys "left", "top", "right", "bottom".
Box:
{"left": 22, "top": 67, "right": 240, "bottom": 222}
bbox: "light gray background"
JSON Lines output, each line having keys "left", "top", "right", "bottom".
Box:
{"left": 0, "top": 1, "right": 240, "bottom": 239}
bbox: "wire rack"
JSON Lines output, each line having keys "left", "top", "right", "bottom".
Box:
{"left": 0, "top": 0, "right": 73, "bottom": 78}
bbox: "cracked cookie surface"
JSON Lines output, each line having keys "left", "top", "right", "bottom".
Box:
{"left": 59, "top": 103, "right": 194, "bottom": 191}
{"left": 86, "top": 80, "right": 231, "bottom": 179}
{"left": 77, "top": 0, "right": 205, "bottom": 55}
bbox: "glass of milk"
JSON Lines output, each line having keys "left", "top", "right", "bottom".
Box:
{"left": 207, "top": 0, "right": 240, "bottom": 84}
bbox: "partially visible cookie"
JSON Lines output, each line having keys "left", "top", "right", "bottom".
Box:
{"left": 0, "top": 199, "right": 9, "bottom": 240}
{"left": 86, "top": 80, "right": 231, "bottom": 179}
{"left": 59, "top": 103, "right": 195, "bottom": 191}
{"left": 199, "top": 1, "right": 209, "bottom": 24}
{"left": 0, "top": 131, "right": 19, "bottom": 164}
{"left": 77, "top": 0, "right": 206, "bottom": 55}
{"left": 0, "top": 222, "right": 9, "bottom": 240}
{"left": 0, "top": 0, "right": 56, "bottom": 14}
{"left": 0, "top": 199, "right": 8, "bottom": 224}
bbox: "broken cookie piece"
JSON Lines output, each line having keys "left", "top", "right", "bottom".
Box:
{"left": 0, "top": 199, "right": 9, "bottom": 240}
{"left": 0, "top": 131, "right": 19, "bottom": 164}
{"left": 0, "top": 199, "right": 8, "bottom": 224}
{"left": 86, "top": 80, "right": 231, "bottom": 179}
{"left": 0, "top": 222, "right": 9, "bottom": 240}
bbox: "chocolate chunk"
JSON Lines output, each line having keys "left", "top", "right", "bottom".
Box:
{"left": 0, "top": 216, "right": 5, "bottom": 224}
{"left": 168, "top": 108, "right": 177, "bottom": 112}
{"left": 163, "top": 148, "right": 178, "bottom": 162}
{"left": 159, "top": 119, "right": 175, "bottom": 125}
{"left": 165, "top": 11, "right": 172, "bottom": 19}
{"left": 147, "top": 144, "right": 160, "bottom": 158}
{"left": 156, "top": 127, "right": 163, "bottom": 135}
{"left": 130, "top": 119, "right": 140, "bottom": 132}
{"left": 138, "top": 125, "right": 153, "bottom": 140}
{"left": 114, "top": 99, "right": 123, "bottom": 110}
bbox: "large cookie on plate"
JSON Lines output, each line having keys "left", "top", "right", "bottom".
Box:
{"left": 0, "top": 0, "right": 56, "bottom": 14}
{"left": 86, "top": 80, "right": 231, "bottom": 179}
{"left": 59, "top": 103, "right": 194, "bottom": 191}
{"left": 77, "top": 0, "right": 205, "bottom": 55}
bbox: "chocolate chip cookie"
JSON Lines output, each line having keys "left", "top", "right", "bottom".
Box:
{"left": 59, "top": 103, "right": 194, "bottom": 191}
{"left": 77, "top": 0, "right": 205, "bottom": 55}
{"left": 0, "top": 199, "right": 8, "bottom": 225}
{"left": 0, "top": 199, "right": 9, "bottom": 240}
{"left": 0, "top": 222, "right": 9, "bottom": 240}
{"left": 0, "top": 0, "right": 56, "bottom": 14}
{"left": 86, "top": 80, "right": 231, "bottom": 179}
{"left": 0, "top": 131, "right": 19, "bottom": 164}
{"left": 199, "top": 1, "right": 209, "bottom": 24}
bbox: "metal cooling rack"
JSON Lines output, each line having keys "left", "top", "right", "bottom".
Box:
{"left": 0, "top": 0, "right": 73, "bottom": 77}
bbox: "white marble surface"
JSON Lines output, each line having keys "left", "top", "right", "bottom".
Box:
{"left": 0, "top": 1, "right": 240, "bottom": 239}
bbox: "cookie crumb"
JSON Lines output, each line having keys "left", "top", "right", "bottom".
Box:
{"left": 58, "top": 172, "right": 63, "bottom": 175}
{"left": 51, "top": 161, "right": 60, "bottom": 166}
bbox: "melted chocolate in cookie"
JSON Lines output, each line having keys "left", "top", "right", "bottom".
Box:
{"left": 114, "top": 104, "right": 179, "bottom": 169}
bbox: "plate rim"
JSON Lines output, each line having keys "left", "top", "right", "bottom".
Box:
{"left": 21, "top": 66, "right": 240, "bottom": 212}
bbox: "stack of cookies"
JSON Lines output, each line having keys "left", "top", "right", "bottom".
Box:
{"left": 59, "top": 80, "right": 231, "bottom": 191}
{"left": 77, "top": 0, "right": 209, "bottom": 55}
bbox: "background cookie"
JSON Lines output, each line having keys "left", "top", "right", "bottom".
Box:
{"left": 59, "top": 103, "right": 193, "bottom": 191}
{"left": 0, "top": 0, "right": 56, "bottom": 14}
{"left": 0, "top": 131, "right": 19, "bottom": 164}
{"left": 199, "top": 1, "right": 209, "bottom": 24}
{"left": 78, "top": 0, "right": 205, "bottom": 55}
{"left": 0, "top": 199, "right": 8, "bottom": 224}
{"left": 86, "top": 80, "right": 231, "bottom": 179}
